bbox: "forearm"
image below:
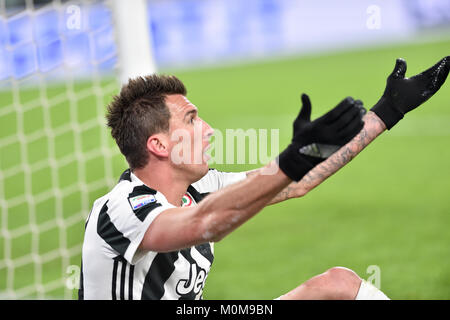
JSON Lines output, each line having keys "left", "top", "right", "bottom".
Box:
{"left": 269, "top": 111, "right": 387, "bottom": 203}
{"left": 198, "top": 162, "right": 291, "bottom": 242}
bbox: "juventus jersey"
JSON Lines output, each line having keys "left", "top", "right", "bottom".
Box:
{"left": 79, "top": 168, "right": 246, "bottom": 300}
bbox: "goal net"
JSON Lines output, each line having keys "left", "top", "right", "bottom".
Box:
{"left": 0, "top": 0, "right": 155, "bottom": 299}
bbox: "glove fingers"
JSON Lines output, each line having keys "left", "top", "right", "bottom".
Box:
{"left": 354, "top": 99, "right": 367, "bottom": 117}
{"left": 412, "top": 56, "right": 449, "bottom": 80}
{"left": 328, "top": 99, "right": 365, "bottom": 131}
{"left": 337, "top": 116, "right": 364, "bottom": 144}
{"left": 389, "top": 58, "right": 407, "bottom": 80}
{"left": 428, "top": 56, "right": 450, "bottom": 93}
{"left": 322, "top": 97, "right": 355, "bottom": 124}
{"left": 409, "top": 56, "right": 450, "bottom": 100}
{"left": 298, "top": 93, "right": 312, "bottom": 121}
{"left": 330, "top": 106, "right": 361, "bottom": 131}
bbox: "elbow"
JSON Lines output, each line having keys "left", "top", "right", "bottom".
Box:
{"left": 197, "top": 215, "right": 227, "bottom": 244}
{"left": 201, "top": 229, "right": 226, "bottom": 244}
{"left": 195, "top": 206, "right": 242, "bottom": 244}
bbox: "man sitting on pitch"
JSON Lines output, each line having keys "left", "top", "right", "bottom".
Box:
{"left": 79, "top": 56, "right": 449, "bottom": 300}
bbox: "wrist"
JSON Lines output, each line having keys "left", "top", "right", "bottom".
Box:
{"left": 370, "top": 97, "right": 404, "bottom": 130}
{"left": 277, "top": 143, "right": 315, "bottom": 182}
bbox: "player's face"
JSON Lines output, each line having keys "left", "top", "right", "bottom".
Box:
{"left": 165, "top": 94, "right": 214, "bottom": 180}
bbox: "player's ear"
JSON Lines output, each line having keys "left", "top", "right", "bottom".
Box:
{"left": 147, "top": 134, "right": 170, "bottom": 158}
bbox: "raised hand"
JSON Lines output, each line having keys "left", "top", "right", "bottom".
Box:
{"left": 371, "top": 56, "right": 450, "bottom": 129}
{"left": 278, "top": 94, "right": 365, "bottom": 181}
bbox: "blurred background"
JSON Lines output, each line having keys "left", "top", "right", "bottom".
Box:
{"left": 0, "top": 0, "right": 449, "bottom": 299}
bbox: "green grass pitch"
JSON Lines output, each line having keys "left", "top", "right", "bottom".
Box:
{"left": 1, "top": 38, "right": 450, "bottom": 299}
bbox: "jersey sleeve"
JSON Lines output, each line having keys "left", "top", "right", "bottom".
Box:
{"left": 96, "top": 183, "right": 175, "bottom": 265}
{"left": 191, "top": 169, "right": 247, "bottom": 193}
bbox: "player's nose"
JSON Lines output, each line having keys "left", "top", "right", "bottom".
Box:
{"left": 201, "top": 118, "right": 214, "bottom": 139}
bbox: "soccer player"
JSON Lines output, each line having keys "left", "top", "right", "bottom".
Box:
{"left": 79, "top": 56, "right": 449, "bottom": 300}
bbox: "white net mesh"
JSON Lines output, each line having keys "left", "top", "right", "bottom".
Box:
{"left": 0, "top": 0, "right": 126, "bottom": 299}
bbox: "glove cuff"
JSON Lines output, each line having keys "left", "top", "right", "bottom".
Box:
{"left": 370, "top": 97, "right": 404, "bottom": 130}
{"left": 277, "top": 144, "right": 316, "bottom": 182}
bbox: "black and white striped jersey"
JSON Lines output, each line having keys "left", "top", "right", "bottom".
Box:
{"left": 79, "top": 168, "right": 246, "bottom": 300}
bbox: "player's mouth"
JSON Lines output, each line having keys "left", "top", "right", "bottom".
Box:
{"left": 203, "top": 143, "right": 212, "bottom": 161}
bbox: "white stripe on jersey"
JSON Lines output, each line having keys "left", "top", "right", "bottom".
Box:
{"left": 80, "top": 168, "right": 246, "bottom": 300}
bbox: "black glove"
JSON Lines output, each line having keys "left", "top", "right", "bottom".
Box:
{"left": 278, "top": 94, "right": 366, "bottom": 181}
{"left": 371, "top": 56, "right": 450, "bottom": 129}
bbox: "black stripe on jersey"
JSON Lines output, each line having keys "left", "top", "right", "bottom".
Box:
{"left": 127, "top": 185, "right": 162, "bottom": 222}
{"left": 128, "top": 265, "right": 135, "bottom": 300}
{"left": 120, "top": 261, "right": 127, "bottom": 300}
{"left": 195, "top": 243, "right": 214, "bottom": 264}
{"left": 97, "top": 201, "right": 131, "bottom": 257}
{"left": 128, "top": 185, "right": 157, "bottom": 197}
{"left": 187, "top": 185, "right": 209, "bottom": 203}
{"left": 118, "top": 169, "right": 132, "bottom": 182}
{"left": 141, "top": 251, "right": 179, "bottom": 300}
{"left": 111, "top": 258, "right": 119, "bottom": 300}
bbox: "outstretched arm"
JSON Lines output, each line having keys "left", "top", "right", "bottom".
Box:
{"left": 266, "top": 111, "right": 385, "bottom": 204}
{"left": 266, "top": 55, "right": 450, "bottom": 204}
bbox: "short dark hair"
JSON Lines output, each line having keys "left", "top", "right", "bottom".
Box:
{"left": 106, "top": 74, "right": 187, "bottom": 169}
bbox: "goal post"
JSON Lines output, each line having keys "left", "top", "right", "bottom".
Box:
{"left": 0, "top": 0, "right": 156, "bottom": 299}
{"left": 110, "top": 0, "right": 157, "bottom": 84}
